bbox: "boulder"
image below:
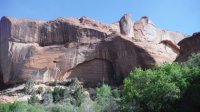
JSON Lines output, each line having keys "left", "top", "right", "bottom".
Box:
{"left": 119, "top": 13, "right": 134, "bottom": 37}
{"left": 0, "top": 15, "right": 185, "bottom": 86}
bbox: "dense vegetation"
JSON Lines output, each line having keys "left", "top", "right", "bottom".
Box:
{"left": 0, "top": 53, "right": 200, "bottom": 112}
{"left": 121, "top": 53, "right": 200, "bottom": 112}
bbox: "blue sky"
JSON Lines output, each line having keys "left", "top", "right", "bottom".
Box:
{"left": 0, "top": 0, "right": 199, "bottom": 35}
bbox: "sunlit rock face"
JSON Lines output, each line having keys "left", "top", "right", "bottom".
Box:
{"left": 0, "top": 14, "right": 185, "bottom": 86}
{"left": 134, "top": 16, "right": 185, "bottom": 59}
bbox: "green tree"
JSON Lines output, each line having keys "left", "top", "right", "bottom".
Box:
{"left": 74, "top": 88, "right": 85, "bottom": 106}
{"left": 174, "top": 53, "right": 200, "bottom": 112}
{"left": 95, "top": 84, "right": 119, "bottom": 112}
{"left": 121, "top": 63, "right": 190, "bottom": 112}
{"left": 25, "top": 79, "right": 35, "bottom": 94}
{"left": 96, "top": 84, "right": 112, "bottom": 105}
{"left": 37, "top": 87, "right": 44, "bottom": 94}
{"left": 52, "top": 87, "right": 62, "bottom": 103}
{"left": 0, "top": 103, "right": 12, "bottom": 112}
{"left": 0, "top": 102, "right": 46, "bottom": 112}
{"left": 42, "top": 91, "right": 53, "bottom": 106}
{"left": 52, "top": 87, "right": 70, "bottom": 103}
{"left": 46, "top": 103, "right": 76, "bottom": 112}
{"left": 184, "top": 53, "right": 200, "bottom": 68}
{"left": 28, "top": 92, "right": 40, "bottom": 104}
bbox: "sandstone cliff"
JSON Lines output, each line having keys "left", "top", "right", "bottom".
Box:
{"left": 0, "top": 14, "right": 185, "bottom": 86}
{"left": 176, "top": 32, "right": 200, "bottom": 62}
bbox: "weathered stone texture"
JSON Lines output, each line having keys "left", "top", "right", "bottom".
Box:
{"left": 0, "top": 15, "right": 185, "bottom": 86}
{"left": 176, "top": 32, "right": 200, "bottom": 62}
{"left": 119, "top": 13, "right": 134, "bottom": 37}
{"left": 134, "top": 16, "right": 185, "bottom": 59}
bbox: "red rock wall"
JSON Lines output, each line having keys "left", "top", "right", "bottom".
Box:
{"left": 0, "top": 16, "right": 186, "bottom": 86}
{"left": 176, "top": 33, "right": 200, "bottom": 62}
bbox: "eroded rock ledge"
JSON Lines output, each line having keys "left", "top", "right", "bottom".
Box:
{"left": 0, "top": 14, "right": 185, "bottom": 86}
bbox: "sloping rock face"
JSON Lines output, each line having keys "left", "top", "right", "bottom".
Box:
{"left": 134, "top": 16, "right": 184, "bottom": 58}
{"left": 176, "top": 32, "right": 200, "bottom": 62}
{"left": 0, "top": 15, "right": 185, "bottom": 86}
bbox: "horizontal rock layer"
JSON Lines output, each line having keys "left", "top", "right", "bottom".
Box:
{"left": 0, "top": 15, "right": 185, "bottom": 86}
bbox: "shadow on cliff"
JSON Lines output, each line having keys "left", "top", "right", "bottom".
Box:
{"left": 0, "top": 69, "right": 4, "bottom": 90}
{"left": 176, "top": 32, "right": 200, "bottom": 62}
{"left": 69, "top": 34, "right": 156, "bottom": 86}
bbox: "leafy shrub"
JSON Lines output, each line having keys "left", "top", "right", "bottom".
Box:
{"left": 52, "top": 87, "right": 70, "bottom": 103}
{"left": 46, "top": 103, "right": 76, "bottom": 112}
{"left": 174, "top": 53, "right": 200, "bottom": 112}
{"left": 73, "top": 88, "right": 85, "bottom": 106}
{"left": 25, "top": 79, "right": 35, "bottom": 88}
{"left": 69, "top": 78, "right": 82, "bottom": 93}
{"left": 96, "top": 84, "right": 112, "bottom": 104}
{"left": 112, "top": 89, "right": 120, "bottom": 99}
{"left": 95, "top": 84, "right": 119, "bottom": 112}
{"left": 77, "top": 98, "right": 95, "bottom": 112}
{"left": 0, "top": 102, "right": 45, "bottom": 112}
{"left": 52, "top": 87, "right": 61, "bottom": 103}
{"left": 25, "top": 79, "right": 35, "bottom": 94}
{"left": 0, "top": 103, "right": 12, "bottom": 112}
{"left": 28, "top": 92, "right": 40, "bottom": 104}
{"left": 37, "top": 87, "right": 44, "bottom": 94}
{"left": 121, "top": 63, "right": 192, "bottom": 112}
{"left": 42, "top": 91, "right": 53, "bottom": 106}
{"left": 60, "top": 88, "right": 70, "bottom": 99}
{"left": 184, "top": 53, "right": 200, "bottom": 68}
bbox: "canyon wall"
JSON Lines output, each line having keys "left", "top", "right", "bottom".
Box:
{"left": 176, "top": 32, "right": 200, "bottom": 62}
{"left": 0, "top": 14, "right": 185, "bottom": 85}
